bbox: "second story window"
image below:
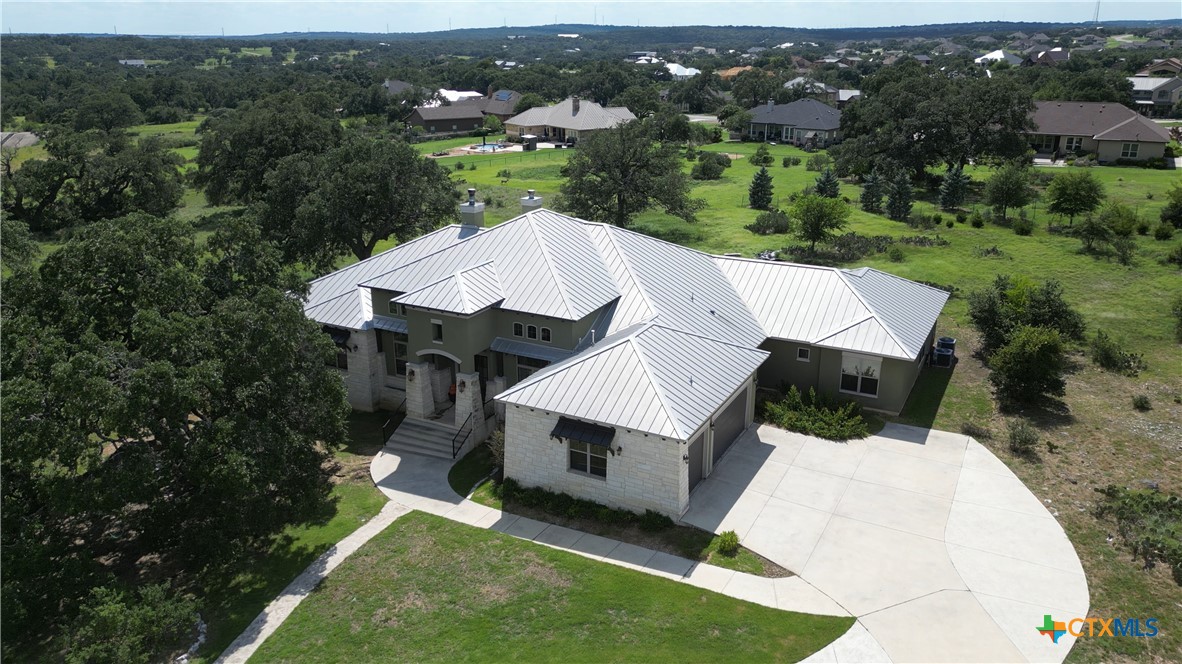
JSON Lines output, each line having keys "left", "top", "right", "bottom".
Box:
{"left": 527, "top": 325, "right": 538, "bottom": 340}
{"left": 513, "top": 322, "right": 524, "bottom": 337}
{"left": 388, "top": 301, "right": 406, "bottom": 316}
{"left": 540, "top": 327, "right": 552, "bottom": 343}
{"left": 432, "top": 321, "right": 444, "bottom": 343}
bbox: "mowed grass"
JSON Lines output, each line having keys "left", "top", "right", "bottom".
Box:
{"left": 413, "top": 133, "right": 508, "bottom": 154}
{"left": 252, "top": 511, "right": 852, "bottom": 663}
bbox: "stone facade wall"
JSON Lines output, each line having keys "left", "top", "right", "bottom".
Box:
{"left": 503, "top": 406, "right": 689, "bottom": 517}
{"left": 341, "top": 329, "right": 383, "bottom": 412}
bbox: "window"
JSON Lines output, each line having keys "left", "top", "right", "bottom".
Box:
{"left": 1033, "top": 134, "right": 1055, "bottom": 152}
{"left": 393, "top": 332, "right": 408, "bottom": 376}
{"left": 1064, "top": 136, "right": 1083, "bottom": 153}
{"left": 540, "top": 327, "right": 552, "bottom": 343}
{"left": 797, "top": 347, "right": 811, "bottom": 362}
{"left": 569, "top": 440, "right": 608, "bottom": 478}
{"left": 1121, "top": 143, "right": 1139, "bottom": 158}
{"left": 431, "top": 321, "right": 444, "bottom": 343}
{"left": 840, "top": 353, "right": 881, "bottom": 398}
{"left": 517, "top": 356, "right": 549, "bottom": 380}
{"left": 513, "top": 322, "right": 524, "bottom": 337}
{"left": 527, "top": 324, "right": 538, "bottom": 340}
{"left": 333, "top": 350, "right": 349, "bottom": 370}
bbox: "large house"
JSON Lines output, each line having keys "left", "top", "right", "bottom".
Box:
{"left": 1137, "top": 58, "right": 1182, "bottom": 78}
{"left": 504, "top": 97, "right": 635, "bottom": 143}
{"left": 1028, "top": 101, "right": 1171, "bottom": 162}
{"left": 304, "top": 196, "right": 948, "bottom": 518}
{"left": 1129, "top": 76, "right": 1182, "bottom": 117}
{"left": 747, "top": 98, "right": 842, "bottom": 147}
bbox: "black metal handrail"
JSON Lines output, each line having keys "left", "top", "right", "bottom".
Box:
{"left": 451, "top": 411, "right": 476, "bottom": 459}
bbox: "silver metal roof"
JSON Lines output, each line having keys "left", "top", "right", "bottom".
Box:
{"left": 393, "top": 261, "right": 505, "bottom": 315}
{"left": 505, "top": 98, "right": 636, "bottom": 132}
{"left": 490, "top": 337, "right": 574, "bottom": 363}
{"left": 304, "top": 290, "right": 369, "bottom": 330}
{"left": 498, "top": 322, "right": 767, "bottom": 440}
{"left": 716, "top": 257, "right": 948, "bottom": 360}
{"left": 362, "top": 210, "right": 620, "bottom": 321}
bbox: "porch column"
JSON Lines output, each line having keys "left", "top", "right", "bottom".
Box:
{"left": 489, "top": 376, "right": 507, "bottom": 423}
{"left": 454, "top": 371, "right": 488, "bottom": 450}
{"left": 405, "top": 361, "right": 435, "bottom": 420}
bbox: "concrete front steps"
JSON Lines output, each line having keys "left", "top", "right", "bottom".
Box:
{"left": 385, "top": 417, "right": 460, "bottom": 460}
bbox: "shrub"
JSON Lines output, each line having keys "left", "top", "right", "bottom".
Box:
{"left": 939, "top": 168, "right": 970, "bottom": 210}
{"left": 989, "top": 325, "right": 1068, "bottom": 406}
{"left": 1095, "top": 484, "right": 1182, "bottom": 584}
{"left": 973, "top": 245, "right": 1008, "bottom": 259}
{"left": 487, "top": 428, "right": 505, "bottom": 468}
{"left": 1133, "top": 394, "right": 1152, "bottom": 411}
{"left": 701, "top": 151, "right": 732, "bottom": 168}
{"left": 640, "top": 509, "right": 674, "bottom": 532}
{"left": 1167, "top": 244, "right": 1182, "bottom": 267}
{"left": 970, "top": 211, "right": 985, "bottom": 228}
{"left": 967, "top": 275, "right": 1085, "bottom": 356}
{"left": 1162, "top": 183, "right": 1182, "bottom": 229}
{"left": 814, "top": 169, "right": 840, "bottom": 198}
{"left": 750, "top": 143, "right": 775, "bottom": 166}
{"left": 66, "top": 583, "right": 199, "bottom": 664}
{"left": 898, "top": 235, "right": 950, "bottom": 247}
{"left": 1089, "top": 330, "right": 1147, "bottom": 376}
{"left": 805, "top": 153, "right": 832, "bottom": 172}
{"left": 956, "top": 212, "right": 968, "bottom": 224}
{"left": 748, "top": 167, "right": 774, "bottom": 210}
{"left": 960, "top": 421, "right": 992, "bottom": 439}
{"left": 1113, "top": 235, "right": 1136, "bottom": 266}
{"left": 685, "top": 146, "right": 697, "bottom": 161}
{"left": 782, "top": 156, "right": 802, "bottom": 168}
{"left": 1007, "top": 419, "right": 1039, "bottom": 456}
{"left": 454, "top": 161, "right": 465, "bottom": 171}
{"left": 1136, "top": 220, "right": 1152, "bottom": 235}
{"left": 946, "top": 219, "right": 954, "bottom": 229}
{"left": 762, "top": 385, "right": 870, "bottom": 441}
{"left": 887, "top": 247, "right": 905, "bottom": 262}
{"left": 496, "top": 168, "right": 512, "bottom": 180}
{"left": 859, "top": 172, "right": 884, "bottom": 213}
{"left": 885, "top": 172, "right": 913, "bottom": 222}
{"left": 746, "top": 208, "right": 792, "bottom": 235}
{"left": 691, "top": 158, "right": 725, "bottom": 180}
{"left": 717, "top": 530, "right": 741, "bottom": 556}
{"left": 1154, "top": 223, "right": 1175, "bottom": 241}
{"left": 1012, "top": 216, "right": 1034, "bottom": 236}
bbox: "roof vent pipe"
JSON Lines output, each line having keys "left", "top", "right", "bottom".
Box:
{"left": 460, "top": 187, "right": 485, "bottom": 227}
{"left": 520, "top": 188, "right": 544, "bottom": 212}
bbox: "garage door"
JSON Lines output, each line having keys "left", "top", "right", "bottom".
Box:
{"left": 711, "top": 388, "right": 748, "bottom": 464}
{"left": 688, "top": 432, "right": 705, "bottom": 491}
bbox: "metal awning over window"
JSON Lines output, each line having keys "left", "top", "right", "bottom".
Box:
{"left": 550, "top": 416, "right": 615, "bottom": 451}
{"left": 490, "top": 337, "right": 573, "bottom": 363}
{"left": 370, "top": 317, "right": 409, "bottom": 333}
{"left": 324, "top": 326, "right": 351, "bottom": 347}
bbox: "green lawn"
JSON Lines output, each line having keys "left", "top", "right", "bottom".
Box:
{"left": 412, "top": 133, "right": 508, "bottom": 154}
{"left": 252, "top": 511, "right": 852, "bottom": 663}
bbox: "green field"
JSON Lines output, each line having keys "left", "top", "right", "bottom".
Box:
{"left": 251, "top": 511, "right": 852, "bottom": 663}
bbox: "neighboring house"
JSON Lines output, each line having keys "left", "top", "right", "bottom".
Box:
{"left": 478, "top": 89, "right": 523, "bottom": 122}
{"left": 747, "top": 98, "right": 842, "bottom": 147}
{"left": 974, "top": 49, "right": 1022, "bottom": 66}
{"left": 837, "top": 89, "right": 862, "bottom": 107}
{"left": 118, "top": 59, "right": 146, "bottom": 67}
{"left": 665, "top": 63, "right": 701, "bottom": 80}
{"left": 503, "top": 97, "right": 635, "bottom": 143}
{"left": 1027, "top": 101, "right": 1171, "bottom": 162}
{"left": 784, "top": 76, "right": 837, "bottom": 103}
{"left": 1022, "top": 48, "right": 1070, "bottom": 67}
{"left": 304, "top": 199, "right": 948, "bottom": 518}
{"left": 1137, "top": 58, "right": 1182, "bottom": 77}
{"left": 405, "top": 104, "right": 486, "bottom": 135}
{"left": 913, "top": 54, "right": 933, "bottom": 65}
{"left": 718, "top": 65, "right": 755, "bottom": 80}
{"left": 1129, "top": 77, "right": 1182, "bottom": 117}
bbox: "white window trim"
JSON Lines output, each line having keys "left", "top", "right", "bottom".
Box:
{"left": 1121, "top": 142, "right": 1139, "bottom": 158}
{"left": 797, "top": 347, "right": 811, "bottom": 362}
{"left": 431, "top": 318, "right": 444, "bottom": 344}
{"left": 526, "top": 324, "right": 538, "bottom": 340}
{"left": 512, "top": 322, "right": 524, "bottom": 337}
{"left": 540, "top": 327, "right": 552, "bottom": 343}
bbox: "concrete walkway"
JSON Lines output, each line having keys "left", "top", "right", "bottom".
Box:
{"left": 682, "top": 423, "right": 1089, "bottom": 663}
{"left": 216, "top": 501, "right": 410, "bottom": 664}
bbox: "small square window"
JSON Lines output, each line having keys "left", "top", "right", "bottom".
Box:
{"left": 333, "top": 351, "right": 349, "bottom": 370}
{"left": 513, "top": 322, "right": 524, "bottom": 337}
{"left": 540, "top": 327, "right": 552, "bottom": 343}
{"left": 527, "top": 325, "right": 538, "bottom": 340}
{"left": 432, "top": 322, "right": 443, "bottom": 342}
{"left": 840, "top": 373, "right": 860, "bottom": 393}
{"left": 568, "top": 440, "right": 607, "bottom": 478}
{"left": 797, "top": 347, "right": 811, "bottom": 362}
{"left": 1121, "top": 143, "right": 1139, "bottom": 158}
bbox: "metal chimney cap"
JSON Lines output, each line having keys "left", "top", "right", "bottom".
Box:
{"left": 467, "top": 188, "right": 477, "bottom": 204}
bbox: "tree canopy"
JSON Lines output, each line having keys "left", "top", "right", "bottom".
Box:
{"left": 1045, "top": 170, "right": 1105, "bottom": 226}
{"left": 792, "top": 194, "right": 850, "bottom": 250}
{"left": 1, "top": 214, "right": 348, "bottom": 655}
{"left": 257, "top": 134, "right": 458, "bottom": 271}
{"left": 559, "top": 122, "right": 703, "bottom": 227}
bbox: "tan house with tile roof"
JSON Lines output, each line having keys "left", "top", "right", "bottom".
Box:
{"left": 1027, "top": 101, "right": 1170, "bottom": 162}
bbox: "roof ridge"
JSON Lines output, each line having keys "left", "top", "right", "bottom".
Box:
{"left": 850, "top": 266, "right": 952, "bottom": 297}
{"left": 307, "top": 224, "right": 463, "bottom": 287}
{"left": 833, "top": 270, "right": 912, "bottom": 357}
{"left": 360, "top": 214, "right": 525, "bottom": 287}
{"left": 599, "top": 225, "right": 658, "bottom": 321}
{"left": 524, "top": 211, "right": 577, "bottom": 319}
{"left": 496, "top": 322, "right": 650, "bottom": 400}
{"left": 646, "top": 321, "right": 765, "bottom": 354}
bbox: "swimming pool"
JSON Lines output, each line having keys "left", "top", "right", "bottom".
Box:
{"left": 469, "top": 144, "right": 503, "bottom": 152}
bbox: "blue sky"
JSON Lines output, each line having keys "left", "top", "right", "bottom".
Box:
{"left": 2, "top": 1, "right": 1178, "bottom": 36}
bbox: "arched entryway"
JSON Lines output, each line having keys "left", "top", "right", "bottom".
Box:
{"left": 416, "top": 350, "right": 462, "bottom": 424}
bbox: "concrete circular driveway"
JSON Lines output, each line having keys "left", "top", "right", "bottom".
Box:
{"left": 681, "top": 423, "right": 1089, "bottom": 663}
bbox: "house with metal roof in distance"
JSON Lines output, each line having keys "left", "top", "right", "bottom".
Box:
{"left": 303, "top": 191, "right": 949, "bottom": 518}
{"left": 1027, "top": 101, "right": 1171, "bottom": 162}
{"left": 503, "top": 97, "right": 636, "bottom": 144}
{"left": 747, "top": 98, "right": 842, "bottom": 147}
{"left": 1129, "top": 76, "right": 1182, "bottom": 117}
